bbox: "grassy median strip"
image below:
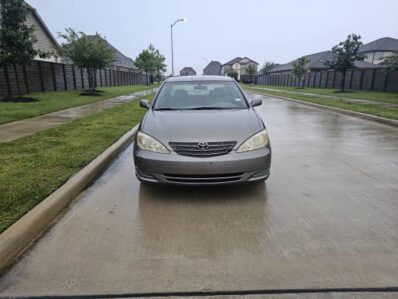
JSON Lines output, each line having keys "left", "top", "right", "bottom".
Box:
{"left": 0, "top": 85, "right": 154, "bottom": 124}
{"left": 0, "top": 96, "right": 149, "bottom": 233}
{"left": 243, "top": 87, "right": 398, "bottom": 120}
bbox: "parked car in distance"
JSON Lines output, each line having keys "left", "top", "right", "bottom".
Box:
{"left": 133, "top": 75, "right": 271, "bottom": 185}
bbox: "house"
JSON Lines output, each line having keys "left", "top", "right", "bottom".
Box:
{"left": 25, "top": 1, "right": 61, "bottom": 62}
{"left": 268, "top": 49, "right": 383, "bottom": 75}
{"left": 180, "top": 67, "right": 196, "bottom": 76}
{"left": 221, "top": 57, "right": 258, "bottom": 80}
{"left": 359, "top": 37, "right": 398, "bottom": 64}
{"left": 267, "top": 37, "right": 398, "bottom": 75}
{"left": 203, "top": 61, "right": 222, "bottom": 75}
{"left": 86, "top": 36, "right": 137, "bottom": 72}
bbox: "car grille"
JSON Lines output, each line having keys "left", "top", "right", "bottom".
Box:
{"left": 169, "top": 141, "right": 237, "bottom": 157}
{"left": 164, "top": 173, "right": 243, "bottom": 184}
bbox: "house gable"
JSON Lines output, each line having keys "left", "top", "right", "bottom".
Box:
{"left": 24, "top": 1, "right": 60, "bottom": 62}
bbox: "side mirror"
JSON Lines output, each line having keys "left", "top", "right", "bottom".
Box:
{"left": 250, "top": 99, "right": 262, "bottom": 107}
{"left": 140, "top": 99, "right": 151, "bottom": 109}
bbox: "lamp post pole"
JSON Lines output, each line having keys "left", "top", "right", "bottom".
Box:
{"left": 170, "top": 18, "right": 186, "bottom": 76}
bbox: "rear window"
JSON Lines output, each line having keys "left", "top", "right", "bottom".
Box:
{"left": 153, "top": 81, "right": 249, "bottom": 110}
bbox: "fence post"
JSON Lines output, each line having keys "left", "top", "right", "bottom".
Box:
{"left": 50, "top": 63, "right": 57, "bottom": 91}
{"left": 383, "top": 72, "right": 389, "bottom": 92}
{"left": 348, "top": 70, "right": 352, "bottom": 90}
{"left": 332, "top": 71, "right": 336, "bottom": 88}
{"left": 22, "top": 65, "right": 30, "bottom": 94}
{"left": 72, "top": 65, "right": 77, "bottom": 90}
{"left": 104, "top": 69, "right": 108, "bottom": 86}
{"left": 319, "top": 71, "right": 323, "bottom": 88}
{"left": 370, "top": 68, "right": 377, "bottom": 90}
{"left": 81, "top": 68, "right": 84, "bottom": 89}
{"left": 312, "top": 72, "right": 316, "bottom": 87}
{"left": 62, "top": 64, "right": 67, "bottom": 90}
{"left": 37, "top": 61, "right": 44, "bottom": 92}
{"left": 3, "top": 66, "right": 12, "bottom": 98}
{"left": 359, "top": 70, "right": 364, "bottom": 90}
{"left": 325, "top": 71, "right": 329, "bottom": 88}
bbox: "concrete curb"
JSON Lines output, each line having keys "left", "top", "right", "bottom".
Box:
{"left": 246, "top": 90, "right": 398, "bottom": 127}
{"left": 0, "top": 124, "right": 139, "bottom": 272}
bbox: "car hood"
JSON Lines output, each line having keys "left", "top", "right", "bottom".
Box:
{"left": 140, "top": 109, "right": 264, "bottom": 148}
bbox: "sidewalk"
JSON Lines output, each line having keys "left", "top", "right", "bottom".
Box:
{"left": 247, "top": 86, "right": 398, "bottom": 108}
{"left": 0, "top": 89, "right": 155, "bottom": 143}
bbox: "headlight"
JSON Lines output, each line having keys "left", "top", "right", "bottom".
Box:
{"left": 237, "top": 129, "right": 269, "bottom": 153}
{"left": 136, "top": 131, "right": 170, "bottom": 153}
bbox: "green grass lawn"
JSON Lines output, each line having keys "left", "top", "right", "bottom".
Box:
{"left": 0, "top": 95, "right": 150, "bottom": 233}
{"left": 245, "top": 84, "right": 398, "bottom": 104}
{"left": 243, "top": 85, "right": 398, "bottom": 120}
{"left": 0, "top": 85, "right": 154, "bottom": 124}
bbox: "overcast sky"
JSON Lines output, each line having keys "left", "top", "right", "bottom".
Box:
{"left": 27, "top": 0, "right": 398, "bottom": 74}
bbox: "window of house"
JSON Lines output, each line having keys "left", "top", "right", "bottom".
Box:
{"left": 373, "top": 52, "right": 385, "bottom": 60}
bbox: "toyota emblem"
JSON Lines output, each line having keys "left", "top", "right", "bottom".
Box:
{"left": 197, "top": 142, "right": 209, "bottom": 150}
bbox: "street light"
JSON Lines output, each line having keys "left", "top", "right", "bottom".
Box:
{"left": 170, "top": 17, "right": 187, "bottom": 76}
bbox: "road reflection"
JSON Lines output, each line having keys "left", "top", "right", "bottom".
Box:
{"left": 136, "top": 182, "right": 269, "bottom": 257}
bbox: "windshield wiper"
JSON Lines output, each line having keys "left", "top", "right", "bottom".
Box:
{"left": 154, "top": 108, "right": 179, "bottom": 111}
{"left": 185, "top": 107, "right": 226, "bottom": 110}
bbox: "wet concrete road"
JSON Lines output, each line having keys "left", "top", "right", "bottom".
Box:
{"left": 0, "top": 93, "right": 397, "bottom": 297}
{"left": 0, "top": 89, "right": 155, "bottom": 143}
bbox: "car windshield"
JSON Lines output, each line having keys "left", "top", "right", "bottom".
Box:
{"left": 153, "top": 81, "right": 249, "bottom": 110}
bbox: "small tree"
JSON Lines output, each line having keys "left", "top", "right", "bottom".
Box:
{"left": 325, "top": 34, "right": 364, "bottom": 92}
{"left": 292, "top": 56, "right": 309, "bottom": 88}
{"left": 135, "top": 44, "right": 157, "bottom": 85}
{"left": 59, "top": 29, "right": 115, "bottom": 94}
{"left": 260, "top": 61, "right": 276, "bottom": 75}
{"left": 0, "top": 0, "right": 50, "bottom": 98}
{"left": 246, "top": 65, "right": 256, "bottom": 83}
{"left": 149, "top": 46, "right": 166, "bottom": 84}
{"left": 384, "top": 54, "right": 398, "bottom": 74}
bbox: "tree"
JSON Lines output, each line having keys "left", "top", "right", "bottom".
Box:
{"left": 260, "top": 61, "right": 276, "bottom": 75}
{"left": 246, "top": 64, "right": 257, "bottom": 83}
{"left": 0, "top": 0, "right": 50, "bottom": 98}
{"left": 292, "top": 56, "right": 309, "bottom": 88}
{"left": 135, "top": 44, "right": 157, "bottom": 85}
{"left": 246, "top": 65, "right": 256, "bottom": 75}
{"left": 59, "top": 29, "right": 115, "bottom": 94}
{"left": 148, "top": 45, "right": 166, "bottom": 84}
{"left": 325, "top": 34, "right": 364, "bottom": 92}
{"left": 384, "top": 54, "right": 398, "bottom": 74}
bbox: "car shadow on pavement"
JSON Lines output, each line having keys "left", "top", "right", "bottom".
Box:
{"left": 138, "top": 181, "right": 268, "bottom": 205}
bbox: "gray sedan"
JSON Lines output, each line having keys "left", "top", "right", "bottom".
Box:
{"left": 133, "top": 76, "right": 271, "bottom": 185}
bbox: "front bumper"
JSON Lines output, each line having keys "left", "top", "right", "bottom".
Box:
{"left": 133, "top": 146, "right": 271, "bottom": 185}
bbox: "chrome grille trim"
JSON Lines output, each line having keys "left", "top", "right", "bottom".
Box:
{"left": 169, "top": 141, "right": 237, "bottom": 157}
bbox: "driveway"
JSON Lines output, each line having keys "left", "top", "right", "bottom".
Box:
{"left": 0, "top": 93, "right": 397, "bottom": 297}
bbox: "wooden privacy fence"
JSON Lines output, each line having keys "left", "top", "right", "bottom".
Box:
{"left": 250, "top": 68, "right": 398, "bottom": 92}
{"left": 0, "top": 60, "right": 149, "bottom": 99}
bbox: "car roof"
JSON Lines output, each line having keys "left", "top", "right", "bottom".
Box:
{"left": 165, "top": 75, "right": 234, "bottom": 83}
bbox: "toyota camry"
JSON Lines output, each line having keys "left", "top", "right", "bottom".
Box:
{"left": 133, "top": 76, "right": 271, "bottom": 185}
